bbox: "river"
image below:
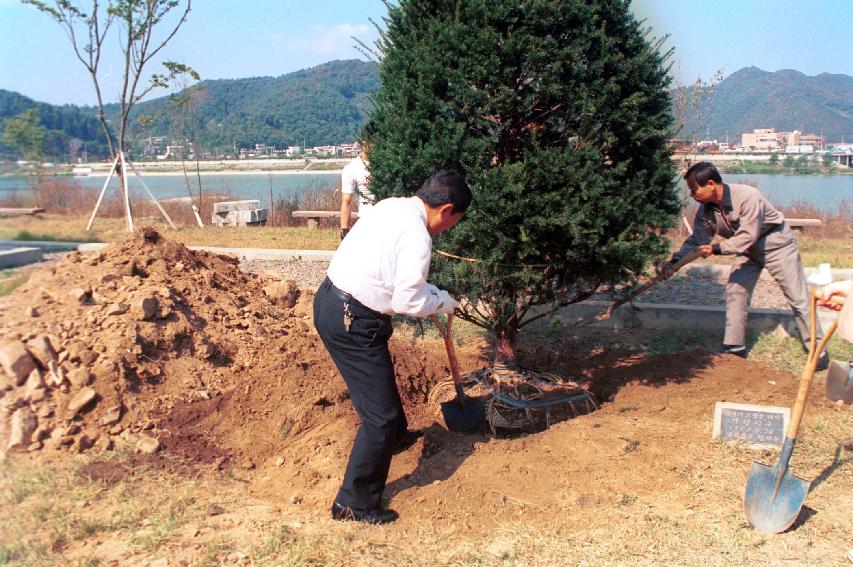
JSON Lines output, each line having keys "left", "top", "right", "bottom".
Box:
{"left": 0, "top": 171, "right": 849, "bottom": 210}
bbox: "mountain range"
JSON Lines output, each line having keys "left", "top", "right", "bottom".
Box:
{"left": 677, "top": 66, "right": 853, "bottom": 142}
{"left": 2, "top": 61, "right": 853, "bottom": 161}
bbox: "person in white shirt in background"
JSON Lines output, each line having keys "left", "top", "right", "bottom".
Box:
{"left": 339, "top": 137, "right": 375, "bottom": 240}
{"left": 314, "top": 169, "right": 471, "bottom": 524}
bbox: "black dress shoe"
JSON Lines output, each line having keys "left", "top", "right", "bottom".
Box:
{"left": 392, "top": 429, "right": 424, "bottom": 454}
{"left": 719, "top": 344, "right": 747, "bottom": 358}
{"left": 331, "top": 501, "right": 398, "bottom": 524}
{"left": 815, "top": 351, "right": 829, "bottom": 372}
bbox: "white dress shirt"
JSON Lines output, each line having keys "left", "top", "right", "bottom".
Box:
{"left": 341, "top": 156, "right": 375, "bottom": 210}
{"left": 327, "top": 196, "right": 441, "bottom": 317}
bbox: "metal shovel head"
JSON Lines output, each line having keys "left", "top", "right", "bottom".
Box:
{"left": 826, "top": 360, "right": 853, "bottom": 404}
{"left": 440, "top": 395, "right": 486, "bottom": 432}
{"left": 744, "top": 461, "right": 811, "bottom": 534}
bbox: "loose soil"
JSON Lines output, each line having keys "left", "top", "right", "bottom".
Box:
{"left": 0, "top": 231, "right": 850, "bottom": 564}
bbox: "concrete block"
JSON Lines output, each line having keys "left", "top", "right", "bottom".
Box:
{"left": 211, "top": 208, "right": 268, "bottom": 227}
{"left": 213, "top": 200, "right": 261, "bottom": 214}
{"left": 0, "top": 247, "right": 42, "bottom": 269}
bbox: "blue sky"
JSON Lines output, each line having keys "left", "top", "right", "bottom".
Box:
{"left": 1, "top": 0, "right": 851, "bottom": 106}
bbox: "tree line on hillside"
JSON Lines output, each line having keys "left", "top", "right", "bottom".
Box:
{"left": 5, "top": 59, "right": 853, "bottom": 163}
{"left": 0, "top": 89, "right": 109, "bottom": 162}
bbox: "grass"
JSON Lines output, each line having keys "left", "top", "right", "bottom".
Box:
{"left": 0, "top": 214, "right": 340, "bottom": 250}
{"left": 797, "top": 235, "right": 853, "bottom": 268}
{"left": 0, "top": 269, "right": 29, "bottom": 297}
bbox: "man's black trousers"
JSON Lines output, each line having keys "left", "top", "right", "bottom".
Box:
{"left": 313, "top": 277, "right": 406, "bottom": 510}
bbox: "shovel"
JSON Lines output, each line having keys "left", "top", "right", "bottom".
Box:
{"left": 744, "top": 290, "right": 839, "bottom": 533}
{"left": 429, "top": 313, "right": 485, "bottom": 432}
{"left": 573, "top": 248, "right": 704, "bottom": 327}
{"left": 826, "top": 356, "right": 853, "bottom": 404}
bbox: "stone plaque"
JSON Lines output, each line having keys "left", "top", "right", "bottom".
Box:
{"left": 712, "top": 402, "right": 790, "bottom": 447}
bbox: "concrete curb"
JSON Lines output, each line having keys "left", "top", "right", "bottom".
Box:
{"left": 0, "top": 247, "right": 43, "bottom": 269}
{"left": 559, "top": 300, "right": 836, "bottom": 338}
{"left": 0, "top": 240, "right": 90, "bottom": 252}
{"left": 684, "top": 263, "right": 853, "bottom": 279}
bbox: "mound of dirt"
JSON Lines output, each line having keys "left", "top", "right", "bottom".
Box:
{"left": 0, "top": 229, "right": 462, "bottom": 466}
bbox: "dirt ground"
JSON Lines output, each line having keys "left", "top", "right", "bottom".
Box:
{"left": 0, "top": 231, "right": 850, "bottom": 566}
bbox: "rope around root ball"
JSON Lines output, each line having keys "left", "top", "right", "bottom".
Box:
{"left": 427, "top": 364, "right": 599, "bottom": 434}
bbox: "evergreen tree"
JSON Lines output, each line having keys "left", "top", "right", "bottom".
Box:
{"left": 2, "top": 109, "right": 45, "bottom": 162}
{"left": 367, "top": 0, "right": 680, "bottom": 363}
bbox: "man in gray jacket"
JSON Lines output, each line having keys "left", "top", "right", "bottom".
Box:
{"left": 665, "top": 161, "right": 827, "bottom": 369}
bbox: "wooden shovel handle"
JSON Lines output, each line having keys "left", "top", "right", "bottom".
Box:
{"left": 598, "top": 248, "right": 705, "bottom": 321}
{"left": 429, "top": 313, "right": 462, "bottom": 388}
{"left": 787, "top": 290, "right": 837, "bottom": 439}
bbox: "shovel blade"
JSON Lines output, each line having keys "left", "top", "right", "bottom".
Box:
{"left": 744, "top": 461, "right": 811, "bottom": 533}
{"left": 440, "top": 396, "right": 485, "bottom": 432}
{"left": 826, "top": 360, "right": 853, "bottom": 404}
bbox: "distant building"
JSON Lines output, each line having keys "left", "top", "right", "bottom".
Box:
{"left": 799, "top": 133, "right": 826, "bottom": 151}
{"left": 784, "top": 144, "right": 815, "bottom": 154}
{"left": 741, "top": 128, "right": 780, "bottom": 152}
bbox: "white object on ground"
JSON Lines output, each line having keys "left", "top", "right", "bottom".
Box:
{"left": 807, "top": 263, "right": 833, "bottom": 286}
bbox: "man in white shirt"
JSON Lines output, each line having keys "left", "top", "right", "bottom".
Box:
{"left": 339, "top": 140, "right": 375, "bottom": 240}
{"left": 314, "top": 169, "right": 471, "bottom": 524}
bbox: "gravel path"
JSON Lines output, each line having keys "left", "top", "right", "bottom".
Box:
{"left": 239, "top": 258, "right": 794, "bottom": 309}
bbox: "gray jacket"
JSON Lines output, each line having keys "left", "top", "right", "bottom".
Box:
{"left": 672, "top": 183, "right": 794, "bottom": 261}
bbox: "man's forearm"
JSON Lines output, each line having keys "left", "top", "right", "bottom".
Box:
{"left": 340, "top": 194, "right": 353, "bottom": 229}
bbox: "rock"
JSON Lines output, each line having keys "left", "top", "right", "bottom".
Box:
{"left": 47, "top": 360, "right": 66, "bottom": 388}
{"left": 106, "top": 303, "right": 129, "bottom": 316}
{"left": 67, "top": 368, "right": 92, "bottom": 388}
{"left": 36, "top": 404, "right": 54, "bottom": 418}
{"left": 136, "top": 434, "right": 160, "bottom": 454}
{"left": 7, "top": 407, "right": 37, "bottom": 450}
{"left": 69, "top": 287, "right": 91, "bottom": 303}
{"left": 25, "top": 368, "right": 45, "bottom": 392}
{"left": 76, "top": 434, "right": 96, "bottom": 452}
{"left": 79, "top": 349, "right": 99, "bottom": 367}
{"left": 26, "top": 336, "right": 57, "bottom": 369}
{"left": 91, "top": 292, "right": 109, "bottom": 305}
{"left": 136, "top": 297, "right": 159, "bottom": 321}
{"left": 99, "top": 405, "right": 123, "bottom": 426}
{"left": 157, "top": 305, "right": 171, "bottom": 319}
{"left": 263, "top": 280, "right": 300, "bottom": 308}
{"left": 25, "top": 307, "right": 38, "bottom": 317}
{"left": 93, "top": 360, "right": 116, "bottom": 383}
{"left": 0, "top": 341, "right": 37, "bottom": 386}
{"left": 68, "top": 387, "right": 98, "bottom": 414}
{"left": 27, "top": 388, "right": 46, "bottom": 403}
{"left": 207, "top": 504, "right": 225, "bottom": 516}
{"left": 94, "top": 436, "right": 114, "bottom": 451}
{"left": 275, "top": 456, "right": 285, "bottom": 467}
{"left": 297, "top": 321, "right": 310, "bottom": 333}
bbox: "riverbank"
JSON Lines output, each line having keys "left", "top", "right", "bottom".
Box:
{"left": 1, "top": 157, "right": 349, "bottom": 177}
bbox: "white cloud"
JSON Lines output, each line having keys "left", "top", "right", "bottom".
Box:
{"left": 271, "top": 23, "right": 376, "bottom": 57}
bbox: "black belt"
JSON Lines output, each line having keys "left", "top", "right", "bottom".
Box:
{"left": 321, "top": 277, "right": 388, "bottom": 319}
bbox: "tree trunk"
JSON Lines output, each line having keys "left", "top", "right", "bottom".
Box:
{"left": 494, "top": 327, "right": 518, "bottom": 365}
